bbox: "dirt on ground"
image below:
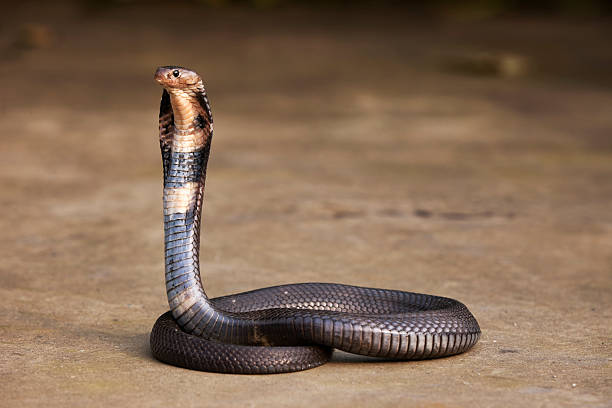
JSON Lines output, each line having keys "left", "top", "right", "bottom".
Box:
{"left": 1, "top": 2, "right": 611, "bottom": 407}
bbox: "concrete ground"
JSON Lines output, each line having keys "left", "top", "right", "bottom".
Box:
{"left": 1, "top": 2, "right": 610, "bottom": 407}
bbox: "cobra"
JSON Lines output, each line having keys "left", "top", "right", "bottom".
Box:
{"left": 149, "top": 66, "right": 481, "bottom": 374}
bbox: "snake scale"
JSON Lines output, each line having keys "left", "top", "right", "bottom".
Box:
{"left": 149, "top": 66, "right": 481, "bottom": 374}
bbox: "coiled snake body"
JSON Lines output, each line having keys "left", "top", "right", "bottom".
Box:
{"left": 149, "top": 66, "right": 480, "bottom": 374}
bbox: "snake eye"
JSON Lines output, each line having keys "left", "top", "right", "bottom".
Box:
{"left": 172, "top": 69, "right": 180, "bottom": 78}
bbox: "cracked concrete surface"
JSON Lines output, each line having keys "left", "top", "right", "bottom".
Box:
{"left": 1, "top": 2, "right": 610, "bottom": 407}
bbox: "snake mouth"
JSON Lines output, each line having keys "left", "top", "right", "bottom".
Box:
{"left": 154, "top": 67, "right": 169, "bottom": 85}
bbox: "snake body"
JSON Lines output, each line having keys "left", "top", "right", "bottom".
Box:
{"left": 149, "top": 66, "right": 481, "bottom": 374}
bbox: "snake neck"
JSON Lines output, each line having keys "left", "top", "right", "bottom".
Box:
{"left": 167, "top": 89, "right": 205, "bottom": 133}
{"left": 162, "top": 80, "right": 267, "bottom": 345}
{"left": 162, "top": 85, "right": 221, "bottom": 335}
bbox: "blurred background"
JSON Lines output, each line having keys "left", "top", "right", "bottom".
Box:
{"left": 1, "top": 1, "right": 611, "bottom": 407}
